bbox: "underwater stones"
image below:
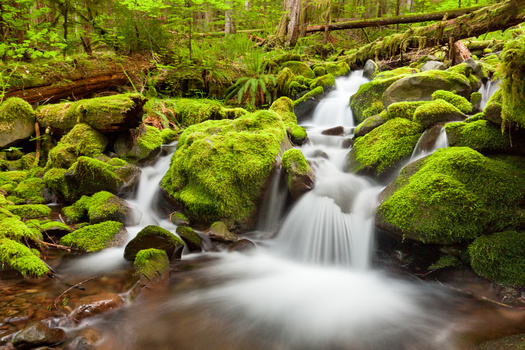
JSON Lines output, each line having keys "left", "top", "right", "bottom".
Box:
{"left": 134, "top": 248, "right": 170, "bottom": 286}
{"left": 412, "top": 99, "right": 465, "bottom": 128}
{"left": 160, "top": 110, "right": 287, "bottom": 230}
{"left": 376, "top": 147, "right": 525, "bottom": 244}
{"left": 420, "top": 61, "right": 446, "bottom": 72}
{"left": 281, "top": 149, "right": 315, "bottom": 199}
{"left": 349, "top": 118, "right": 423, "bottom": 179}
{"left": 382, "top": 70, "right": 471, "bottom": 109}
{"left": 71, "top": 293, "right": 123, "bottom": 320}
{"left": 36, "top": 94, "right": 146, "bottom": 135}
{"left": 176, "top": 226, "right": 202, "bottom": 252}
{"left": 60, "top": 221, "right": 126, "bottom": 252}
{"left": 445, "top": 119, "right": 511, "bottom": 152}
{"left": 469, "top": 231, "right": 525, "bottom": 286}
{"left": 12, "top": 321, "right": 66, "bottom": 349}
{"left": 124, "top": 225, "right": 184, "bottom": 261}
{"left": 207, "top": 221, "right": 237, "bottom": 243}
{"left": 363, "top": 59, "right": 379, "bottom": 79}
{"left": 114, "top": 125, "right": 163, "bottom": 164}
{"left": 0, "top": 97, "right": 36, "bottom": 148}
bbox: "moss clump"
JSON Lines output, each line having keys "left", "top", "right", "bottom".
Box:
{"left": 444, "top": 119, "right": 510, "bottom": 151}
{"left": 120, "top": 125, "right": 163, "bottom": 162}
{"left": 282, "top": 149, "right": 310, "bottom": 175}
{"left": 269, "top": 97, "right": 297, "bottom": 127}
{"left": 61, "top": 195, "right": 90, "bottom": 224}
{"left": 160, "top": 128, "right": 179, "bottom": 144}
{"left": 289, "top": 125, "right": 307, "bottom": 145}
{"left": 377, "top": 147, "right": 525, "bottom": 244}
{"left": 6, "top": 205, "right": 51, "bottom": 219}
{"left": 60, "top": 221, "right": 123, "bottom": 252}
{"left": 310, "top": 74, "right": 335, "bottom": 90}
{"left": 350, "top": 75, "right": 408, "bottom": 123}
{"left": 276, "top": 67, "right": 295, "bottom": 96}
{"left": 470, "top": 92, "right": 482, "bottom": 106}
{"left": 43, "top": 168, "right": 69, "bottom": 199}
{"left": 170, "top": 211, "right": 190, "bottom": 226}
{"left": 325, "top": 62, "right": 350, "bottom": 77}
{"left": 431, "top": 90, "right": 472, "bottom": 114}
{"left": 13, "top": 178, "right": 46, "bottom": 204}
{"left": 25, "top": 219, "right": 72, "bottom": 234}
{"left": 87, "top": 191, "right": 131, "bottom": 224}
{"left": 0, "top": 216, "right": 43, "bottom": 241}
{"left": 428, "top": 255, "right": 460, "bottom": 271}
{"left": 176, "top": 226, "right": 201, "bottom": 251}
{"left": 167, "top": 98, "right": 233, "bottom": 127}
{"left": 499, "top": 35, "right": 525, "bottom": 129}
{"left": 0, "top": 238, "right": 48, "bottom": 277}
{"left": 447, "top": 62, "right": 481, "bottom": 90}
{"left": 349, "top": 118, "right": 423, "bottom": 178}
{"left": 281, "top": 61, "right": 315, "bottom": 79}
{"left": 0, "top": 98, "right": 35, "bottom": 132}
{"left": 134, "top": 248, "right": 170, "bottom": 282}
{"left": 124, "top": 224, "right": 184, "bottom": 261}
{"left": 386, "top": 101, "right": 429, "bottom": 120}
{"left": 469, "top": 231, "right": 525, "bottom": 286}
{"left": 61, "top": 123, "right": 108, "bottom": 158}
{"left": 375, "top": 67, "right": 418, "bottom": 80}
{"left": 413, "top": 99, "right": 465, "bottom": 128}
{"left": 292, "top": 86, "right": 324, "bottom": 107}
{"left": 313, "top": 66, "right": 326, "bottom": 77}
{"left": 161, "top": 110, "right": 286, "bottom": 229}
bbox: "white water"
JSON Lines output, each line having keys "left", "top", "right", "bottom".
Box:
{"left": 410, "top": 126, "right": 448, "bottom": 162}
{"left": 478, "top": 78, "right": 500, "bottom": 110}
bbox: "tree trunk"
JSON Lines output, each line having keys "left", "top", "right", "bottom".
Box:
{"left": 344, "top": 0, "right": 525, "bottom": 65}
{"left": 225, "top": 1, "right": 235, "bottom": 34}
{"left": 275, "top": 0, "right": 301, "bottom": 46}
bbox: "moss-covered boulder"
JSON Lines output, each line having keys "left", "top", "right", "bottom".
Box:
{"left": 281, "top": 149, "right": 314, "bottom": 199}
{"left": 0, "top": 238, "right": 48, "bottom": 277}
{"left": 325, "top": 62, "right": 350, "bottom": 77}
{"left": 447, "top": 60, "right": 482, "bottom": 91}
{"left": 354, "top": 112, "right": 388, "bottom": 138}
{"left": 363, "top": 59, "right": 379, "bottom": 79}
{"left": 309, "top": 74, "right": 335, "bottom": 90}
{"left": 115, "top": 125, "right": 163, "bottom": 164}
{"left": 350, "top": 75, "right": 408, "bottom": 124}
{"left": 412, "top": 99, "right": 465, "bottom": 128}
{"left": 0, "top": 97, "right": 36, "bottom": 148}
{"left": 170, "top": 211, "right": 190, "bottom": 226}
{"left": 386, "top": 101, "right": 429, "bottom": 121}
{"left": 134, "top": 248, "right": 170, "bottom": 286}
{"left": 349, "top": 118, "right": 423, "bottom": 179}
{"left": 166, "top": 98, "right": 244, "bottom": 127}
{"left": 431, "top": 90, "right": 472, "bottom": 114}
{"left": 376, "top": 147, "right": 525, "bottom": 244}
{"left": 60, "top": 221, "right": 126, "bottom": 252}
{"left": 382, "top": 70, "right": 472, "bottom": 110}
{"left": 483, "top": 87, "right": 503, "bottom": 126}
{"left": 161, "top": 110, "right": 287, "bottom": 229}
{"left": 88, "top": 191, "right": 140, "bottom": 225}
{"left": 269, "top": 96, "right": 297, "bottom": 127}
{"left": 469, "top": 231, "right": 525, "bottom": 286}
{"left": 281, "top": 61, "right": 315, "bottom": 79}
{"left": 36, "top": 94, "right": 146, "bottom": 135}
{"left": 445, "top": 119, "right": 511, "bottom": 152}
{"left": 176, "top": 226, "right": 201, "bottom": 252}
{"left": 292, "top": 86, "right": 325, "bottom": 121}
{"left": 276, "top": 67, "right": 296, "bottom": 97}
{"left": 124, "top": 225, "right": 184, "bottom": 261}
{"left": 375, "top": 67, "right": 419, "bottom": 80}
{"left": 6, "top": 204, "right": 51, "bottom": 219}
{"left": 207, "top": 221, "right": 237, "bottom": 243}
{"left": 25, "top": 219, "right": 72, "bottom": 237}
{"left": 12, "top": 177, "right": 47, "bottom": 204}
{"left": 288, "top": 125, "right": 307, "bottom": 145}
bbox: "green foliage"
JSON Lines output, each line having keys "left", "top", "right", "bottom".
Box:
{"left": 428, "top": 255, "right": 460, "bottom": 271}
{"left": 60, "top": 221, "right": 123, "bottom": 252}
{"left": 0, "top": 238, "right": 48, "bottom": 277}
{"left": 0, "top": 216, "right": 43, "bottom": 242}
{"left": 499, "top": 35, "right": 525, "bottom": 129}
{"left": 225, "top": 75, "right": 277, "bottom": 109}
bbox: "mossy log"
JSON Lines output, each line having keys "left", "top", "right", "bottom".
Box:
{"left": 343, "top": 0, "right": 525, "bottom": 65}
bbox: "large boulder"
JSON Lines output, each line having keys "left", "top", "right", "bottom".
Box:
{"left": 59, "top": 221, "right": 126, "bottom": 252}
{"left": 444, "top": 119, "right": 511, "bottom": 153}
{"left": 376, "top": 147, "right": 525, "bottom": 244}
{"left": 281, "top": 149, "right": 315, "bottom": 199}
{"left": 412, "top": 99, "right": 465, "bottom": 128}
{"left": 0, "top": 97, "right": 35, "bottom": 148}
{"left": 382, "top": 70, "right": 472, "bottom": 109}
{"left": 500, "top": 35, "right": 525, "bottom": 129}
{"left": 363, "top": 59, "right": 379, "bottom": 79}
{"left": 123, "top": 225, "right": 184, "bottom": 261}
{"left": 37, "top": 94, "right": 146, "bottom": 135}
{"left": 348, "top": 118, "right": 423, "bottom": 179}
{"left": 160, "top": 110, "right": 288, "bottom": 230}
{"left": 114, "top": 125, "right": 163, "bottom": 164}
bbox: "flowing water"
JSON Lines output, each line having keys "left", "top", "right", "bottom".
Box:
{"left": 479, "top": 78, "right": 500, "bottom": 110}
{"left": 71, "top": 72, "right": 515, "bottom": 349}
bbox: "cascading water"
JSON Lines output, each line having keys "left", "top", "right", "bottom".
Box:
{"left": 479, "top": 78, "right": 500, "bottom": 109}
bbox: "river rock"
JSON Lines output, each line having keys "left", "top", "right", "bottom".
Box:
{"left": 0, "top": 98, "right": 36, "bottom": 148}
{"left": 114, "top": 125, "right": 163, "bottom": 164}
{"left": 207, "top": 221, "right": 237, "bottom": 243}
{"left": 354, "top": 113, "right": 388, "bottom": 138}
{"left": 483, "top": 89, "right": 502, "bottom": 125}
{"left": 413, "top": 99, "right": 466, "bottom": 128}
{"left": 321, "top": 126, "right": 344, "bottom": 136}
{"left": 71, "top": 293, "right": 123, "bottom": 320}
{"left": 420, "top": 61, "right": 446, "bottom": 72}
{"left": 63, "top": 327, "right": 101, "bottom": 350}
{"left": 133, "top": 248, "right": 170, "bottom": 286}
{"left": 170, "top": 211, "right": 190, "bottom": 226}
{"left": 229, "top": 239, "right": 256, "bottom": 252}
{"left": 12, "top": 321, "right": 66, "bottom": 350}
{"left": 124, "top": 225, "right": 184, "bottom": 261}
{"left": 87, "top": 191, "right": 141, "bottom": 226}
{"left": 382, "top": 70, "right": 472, "bottom": 109}
{"left": 176, "top": 226, "right": 202, "bottom": 252}
{"left": 281, "top": 149, "right": 315, "bottom": 199}
{"left": 363, "top": 59, "right": 379, "bottom": 79}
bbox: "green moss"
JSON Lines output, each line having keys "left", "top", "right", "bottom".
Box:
{"left": 160, "top": 128, "right": 179, "bottom": 144}
{"left": 122, "top": 125, "right": 163, "bottom": 162}
{"left": 12, "top": 178, "right": 45, "bottom": 204}
{"left": 293, "top": 86, "right": 324, "bottom": 107}
{"left": 176, "top": 226, "right": 201, "bottom": 247}
{"left": 282, "top": 149, "right": 309, "bottom": 175}
{"left": 325, "top": 62, "right": 350, "bottom": 77}
{"left": 276, "top": 67, "right": 296, "bottom": 97}
{"left": 413, "top": 99, "right": 464, "bottom": 128}
{"left": 269, "top": 97, "right": 297, "bottom": 127}
{"left": 161, "top": 110, "right": 286, "bottom": 229}
{"left": 134, "top": 248, "right": 169, "bottom": 282}
{"left": 61, "top": 123, "right": 108, "bottom": 158}
{"left": 0, "top": 97, "right": 35, "bottom": 133}
{"left": 479, "top": 54, "right": 500, "bottom": 74}
{"left": 43, "top": 168, "right": 69, "bottom": 198}
{"left": 469, "top": 231, "right": 525, "bottom": 286}
{"left": 0, "top": 238, "right": 48, "bottom": 277}
{"left": 60, "top": 221, "right": 123, "bottom": 252}
{"left": 431, "top": 90, "right": 472, "bottom": 114}
{"left": 386, "top": 101, "right": 429, "bottom": 120}
{"left": 25, "top": 219, "right": 72, "bottom": 234}
{"left": 208, "top": 221, "right": 237, "bottom": 242}
{"left": 310, "top": 74, "right": 335, "bottom": 90}
{"left": 349, "top": 118, "right": 423, "bottom": 178}
{"left": 46, "top": 143, "right": 78, "bottom": 169}
{"left": 62, "top": 195, "right": 90, "bottom": 224}
{"left": 281, "top": 61, "right": 315, "bottom": 79}
{"left": 354, "top": 111, "right": 388, "bottom": 137}
{"left": 170, "top": 211, "right": 190, "bottom": 225}
{"left": 377, "top": 147, "right": 525, "bottom": 244}
{"left": 447, "top": 62, "right": 480, "bottom": 90}
{"left": 350, "top": 75, "right": 408, "bottom": 123}
{"left": 6, "top": 205, "right": 51, "bottom": 219}
{"left": 428, "top": 255, "right": 460, "bottom": 271}
{"left": 444, "top": 119, "right": 510, "bottom": 151}
{"left": 289, "top": 125, "right": 307, "bottom": 145}
{"left": 313, "top": 66, "right": 326, "bottom": 77}
{"left": 375, "top": 67, "right": 418, "bottom": 80}
{"left": 0, "top": 216, "right": 42, "bottom": 241}
{"left": 167, "top": 98, "right": 232, "bottom": 127}
{"left": 499, "top": 35, "right": 525, "bottom": 129}
{"left": 0, "top": 170, "right": 28, "bottom": 186}
{"left": 470, "top": 92, "right": 482, "bottom": 106}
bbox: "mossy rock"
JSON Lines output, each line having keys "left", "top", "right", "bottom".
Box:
{"left": 176, "top": 226, "right": 201, "bottom": 252}
{"left": 87, "top": 191, "right": 140, "bottom": 226}
{"left": 61, "top": 195, "right": 91, "bottom": 224}
{"left": 134, "top": 248, "right": 170, "bottom": 285}
{"left": 447, "top": 61, "right": 482, "bottom": 91}
{"left": 60, "top": 221, "right": 125, "bottom": 252}
{"left": 115, "top": 125, "right": 163, "bottom": 164}
{"left": 13, "top": 178, "right": 46, "bottom": 204}
{"left": 36, "top": 94, "right": 146, "bottom": 135}
{"left": 276, "top": 67, "right": 295, "bottom": 97}
{"left": 170, "top": 211, "right": 190, "bottom": 226}
{"left": 483, "top": 88, "right": 502, "bottom": 126}
{"left": 0, "top": 238, "right": 48, "bottom": 277}
{"left": 46, "top": 143, "right": 78, "bottom": 170}
{"left": 207, "top": 221, "right": 237, "bottom": 243}
{"left": 292, "top": 86, "right": 325, "bottom": 121}
{"left": 376, "top": 147, "right": 525, "bottom": 244}
{"left": 160, "top": 128, "right": 179, "bottom": 144}
{"left": 25, "top": 219, "right": 72, "bottom": 237}
{"left": 6, "top": 205, "right": 51, "bottom": 219}
{"left": 386, "top": 101, "right": 429, "bottom": 121}
{"left": 470, "top": 91, "right": 482, "bottom": 113}
{"left": 269, "top": 97, "right": 297, "bottom": 127}
{"left": 160, "top": 110, "right": 287, "bottom": 230}
{"left": 0, "top": 216, "right": 43, "bottom": 242}
{"left": 325, "top": 62, "right": 350, "bottom": 77}
{"left": 281, "top": 61, "right": 315, "bottom": 79}
{"left": 469, "top": 231, "right": 525, "bottom": 286}
{"left": 431, "top": 90, "right": 472, "bottom": 114}
{"left": 363, "top": 59, "right": 379, "bottom": 79}
{"left": 167, "top": 98, "right": 237, "bottom": 127}
{"left": 382, "top": 70, "right": 472, "bottom": 110}
{"left": 309, "top": 74, "right": 335, "bottom": 90}
{"left": 288, "top": 125, "right": 307, "bottom": 145}
{"left": 281, "top": 149, "right": 314, "bottom": 199}
{"left": 350, "top": 75, "right": 408, "bottom": 124}
{"left": 0, "top": 97, "right": 36, "bottom": 148}
{"left": 445, "top": 119, "right": 510, "bottom": 152}
{"left": 60, "top": 123, "right": 108, "bottom": 158}
{"left": 499, "top": 34, "right": 525, "bottom": 128}
{"left": 413, "top": 99, "right": 465, "bottom": 128}
{"left": 354, "top": 112, "right": 388, "bottom": 138}
{"left": 349, "top": 118, "right": 423, "bottom": 179}
{"left": 313, "top": 66, "right": 326, "bottom": 77}
{"left": 124, "top": 225, "right": 184, "bottom": 261}
{"left": 375, "top": 67, "right": 419, "bottom": 80}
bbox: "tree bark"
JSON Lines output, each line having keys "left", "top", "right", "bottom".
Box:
{"left": 275, "top": 0, "right": 301, "bottom": 46}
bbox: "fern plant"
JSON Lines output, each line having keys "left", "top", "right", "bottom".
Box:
{"left": 225, "top": 74, "right": 277, "bottom": 108}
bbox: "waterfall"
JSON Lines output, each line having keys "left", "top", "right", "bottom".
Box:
{"left": 479, "top": 78, "right": 500, "bottom": 110}
{"left": 410, "top": 125, "right": 448, "bottom": 162}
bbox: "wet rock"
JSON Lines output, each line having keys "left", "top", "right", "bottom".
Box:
{"left": 124, "top": 225, "right": 184, "bottom": 261}
{"left": 229, "top": 239, "right": 256, "bottom": 253}
{"left": 412, "top": 123, "right": 445, "bottom": 153}
{"left": 64, "top": 328, "right": 101, "bottom": 350}
{"left": 114, "top": 125, "right": 163, "bottom": 165}
{"left": 134, "top": 249, "right": 170, "bottom": 286}
{"left": 281, "top": 149, "right": 315, "bottom": 199}
{"left": 288, "top": 125, "right": 307, "bottom": 146}
{"left": 0, "top": 98, "right": 35, "bottom": 149}
{"left": 207, "top": 222, "right": 237, "bottom": 243}
{"left": 341, "top": 138, "right": 353, "bottom": 148}
{"left": 176, "top": 226, "right": 201, "bottom": 252}
{"left": 413, "top": 99, "right": 465, "bottom": 128}
{"left": 87, "top": 191, "right": 141, "bottom": 226}
{"left": 363, "top": 59, "right": 379, "bottom": 80}
{"left": 12, "top": 321, "right": 66, "bottom": 350}
{"left": 483, "top": 89, "right": 502, "bottom": 126}
{"left": 419, "top": 61, "right": 446, "bottom": 72}
{"left": 71, "top": 293, "right": 123, "bottom": 320}
{"left": 354, "top": 113, "right": 388, "bottom": 138}
{"left": 170, "top": 211, "right": 190, "bottom": 226}
{"left": 321, "top": 126, "right": 344, "bottom": 136}
{"left": 444, "top": 120, "right": 511, "bottom": 153}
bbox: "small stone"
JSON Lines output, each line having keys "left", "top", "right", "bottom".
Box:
{"left": 321, "top": 126, "right": 344, "bottom": 136}
{"left": 71, "top": 293, "right": 123, "bottom": 320}
{"left": 12, "top": 321, "right": 66, "bottom": 350}
{"left": 207, "top": 222, "right": 237, "bottom": 243}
